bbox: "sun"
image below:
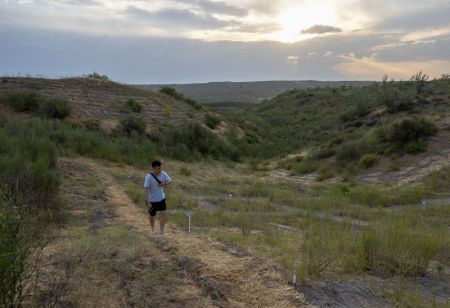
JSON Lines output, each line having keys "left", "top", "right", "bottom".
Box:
{"left": 266, "top": 0, "right": 339, "bottom": 43}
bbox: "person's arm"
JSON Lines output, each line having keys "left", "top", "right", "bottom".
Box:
{"left": 162, "top": 172, "right": 173, "bottom": 186}
{"left": 144, "top": 176, "right": 151, "bottom": 205}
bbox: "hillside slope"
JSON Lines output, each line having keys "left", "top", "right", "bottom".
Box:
{"left": 235, "top": 77, "right": 450, "bottom": 183}
{"left": 0, "top": 77, "right": 206, "bottom": 132}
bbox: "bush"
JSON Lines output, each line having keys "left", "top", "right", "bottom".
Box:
{"left": 346, "top": 218, "right": 444, "bottom": 276}
{"left": 87, "top": 72, "right": 109, "bottom": 80}
{"left": 410, "top": 71, "right": 429, "bottom": 94}
{"left": 205, "top": 113, "right": 221, "bottom": 129}
{"left": 120, "top": 115, "right": 146, "bottom": 136}
{"left": 159, "top": 87, "right": 183, "bottom": 100}
{"left": 6, "top": 91, "right": 41, "bottom": 112}
{"left": 316, "top": 164, "right": 334, "bottom": 181}
{"left": 339, "top": 94, "right": 376, "bottom": 122}
{"left": 157, "top": 122, "right": 239, "bottom": 161}
{"left": 336, "top": 136, "right": 376, "bottom": 162}
{"left": 292, "top": 158, "right": 318, "bottom": 174}
{"left": 381, "top": 87, "right": 416, "bottom": 113}
{"left": 376, "top": 118, "right": 437, "bottom": 152}
{"left": 122, "top": 99, "right": 142, "bottom": 113}
{"left": 184, "top": 98, "right": 203, "bottom": 110}
{"left": 159, "top": 87, "right": 203, "bottom": 110}
{"left": 0, "top": 190, "right": 31, "bottom": 306}
{"left": 40, "top": 98, "right": 71, "bottom": 119}
{"left": 359, "top": 154, "right": 379, "bottom": 168}
{"left": 163, "top": 105, "right": 173, "bottom": 117}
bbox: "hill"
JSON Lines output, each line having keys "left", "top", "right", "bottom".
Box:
{"left": 229, "top": 75, "right": 450, "bottom": 184}
{"left": 0, "top": 77, "right": 205, "bottom": 131}
{"left": 0, "top": 76, "right": 241, "bottom": 161}
{"left": 135, "top": 80, "right": 373, "bottom": 105}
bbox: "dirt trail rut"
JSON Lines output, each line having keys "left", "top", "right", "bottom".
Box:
{"left": 69, "top": 157, "right": 309, "bottom": 307}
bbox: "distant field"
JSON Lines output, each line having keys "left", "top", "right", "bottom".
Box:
{"left": 135, "top": 80, "right": 374, "bottom": 104}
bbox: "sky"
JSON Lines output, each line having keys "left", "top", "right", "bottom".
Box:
{"left": 1, "top": 0, "right": 450, "bottom": 83}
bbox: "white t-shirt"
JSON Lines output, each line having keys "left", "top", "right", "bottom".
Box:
{"left": 144, "top": 171, "right": 172, "bottom": 202}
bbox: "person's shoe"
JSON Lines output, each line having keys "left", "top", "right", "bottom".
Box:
{"left": 150, "top": 228, "right": 155, "bottom": 235}
{"left": 159, "top": 230, "right": 165, "bottom": 236}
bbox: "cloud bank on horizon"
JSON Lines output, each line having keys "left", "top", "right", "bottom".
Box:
{"left": 1, "top": 0, "right": 449, "bottom": 83}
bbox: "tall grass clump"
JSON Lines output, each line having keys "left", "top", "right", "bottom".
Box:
{"left": 0, "top": 190, "right": 32, "bottom": 307}
{"left": 299, "top": 219, "right": 349, "bottom": 277}
{"left": 121, "top": 99, "right": 142, "bottom": 113}
{"left": 0, "top": 120, "right": 59, "bottom": 207}
{"left": 6, "top": 91, "right": 41, "bottom": 112}
{"left": 345, "top": 217, "right": 445, "bottom": 276}
{"left": 40, "top": 98, "right": 71, "bottom": 119}
{"left": 119, "top": 115, "right": 146, "bottom": 136}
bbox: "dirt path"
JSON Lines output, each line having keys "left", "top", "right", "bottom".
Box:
{"left": 67, "top": 157, "right": 309, "bottom": 307}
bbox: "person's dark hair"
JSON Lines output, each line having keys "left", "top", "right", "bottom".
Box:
{"left": 152, "top": 160, "right": 162, "bottom": 168}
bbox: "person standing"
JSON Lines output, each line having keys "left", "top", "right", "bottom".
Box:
{"left": 144, "top": 160, "right": 172, "bottom": 235}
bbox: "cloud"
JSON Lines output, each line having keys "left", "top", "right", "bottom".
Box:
{"left": 301, "top": 24, "right": 342, "bottom": 35}
{"left": 335, "top": 54, "right": 450, "bottom": 80}
{"left": 124, "top": 6, "right": 228, "bottom": 30}
{"left": 179, "top": 0, "right": 248, "bottom": 17}
{"left": 286, "top": 55, "right": 299, "bottom": 63}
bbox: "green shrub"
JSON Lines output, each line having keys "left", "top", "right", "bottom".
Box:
{"left": 159, "top": 87, "right": 184, "bottom": 100}
{"left": 120, "top": 115, "right": 146, "bottom": 136}
{"left": 122, "top": 99, "right": 142, "bottom": 113}
{"left": 0, "top": 190, "right": 31, "bottom": 307}
{"left": 404, "top": 140, "right": 426, "bottom": 154}
{"left": 310, "top": 146, "right": 335, "bottom": 160}
{"left": 382, "top": 88, "right": 416, "bottom": 113}
{"left": 157, "top": 122, "right": 239, "bottom": 161}
{"left": 87, "top": 72, "right": 109, "bottom": 80}
{"left": 184, "top": 98, "right": 203, "bottom": 110}
{"left": 299, "top": 222, "right": 345, "bottom": 277}
{"left": 163, "top": 105, "right": 173, "bottom": 117}
{"left": 376, "top": 118, "right": 437, "bottom": 152}
{"left": 159, "top": 87, "right": 203, "bottom": 110}
{"left": 40, "top": 98, "right": 71, "bottom": 119}
{"left": 316, "top": 165, "right": 334, "bottom": 181}
{"left": 339, "top": 94, "right": 376, "bottom": 122}
{"left": 359, "top": 154, "right": 379, "bottom": 168}
{"left": 410, "top": 71, "right": 429, "bottom": 94}
{"left": 292, "top": 158, "right": 318, "bottom": 174}
{"left": 205, "top": 113, "right": 221, "bottom": 129}
{"left": 346, "top": 219, "right": 444, "bottom": 276}
{"left": 6, "top": 91, "right": 41, "bottom": 112}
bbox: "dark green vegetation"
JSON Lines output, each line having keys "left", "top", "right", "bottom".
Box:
{"left": 0, "top": 116, "right": 60, "bottom": 305}
{"left": 6, "top": 90, "right": 71, "bottom": 119}
{"left": 159, "top": 87, "right": 203, "bottom": 110}
{"left": 229, "top": 75, "right": 450, "bottom": 175}
{"left": 121, "top": 98, "right": 143, "bottom": 113}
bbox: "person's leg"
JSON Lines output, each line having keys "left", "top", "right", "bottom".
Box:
{"left": 149, "top": 215, "right": 155, "bottom": 231}
{"left": 159, "top": 212, "right": 167, "bottom": 233}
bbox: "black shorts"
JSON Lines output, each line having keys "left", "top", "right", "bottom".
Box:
{"left": 148, "top": 199, "right": 166, "bottom": 217}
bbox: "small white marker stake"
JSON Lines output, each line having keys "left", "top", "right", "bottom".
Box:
{"left": 185, "top": 211, "right": 194, "bottom": 233}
